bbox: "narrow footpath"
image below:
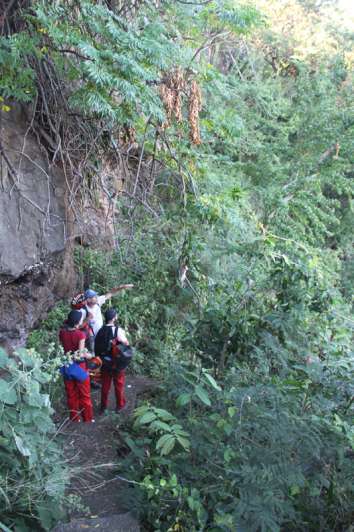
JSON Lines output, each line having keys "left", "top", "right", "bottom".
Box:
{"left": 53, "top": 376, "right": 156, "bottom": 532}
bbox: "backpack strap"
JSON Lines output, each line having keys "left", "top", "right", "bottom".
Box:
{"left": 109, "top": 326, "right": 119, "bottom": 349}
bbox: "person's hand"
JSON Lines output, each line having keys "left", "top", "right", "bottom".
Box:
{"left": 80, "top": 350, "right": 93, "bottom": 360}
{"left": 106, "top": 284, "right": 134, "bottom": 298}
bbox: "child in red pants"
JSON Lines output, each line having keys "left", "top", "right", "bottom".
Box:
{"left": 94, "top": 308, "right": 130, "bottom": 413}
{"left": 59, "top": 310, "right": 94, "bottom": 423}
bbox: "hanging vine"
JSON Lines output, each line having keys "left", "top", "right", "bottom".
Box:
{"left": 188, "top": 79, "right": 202, "bottom": 145}
{"left": 159, "top": 68, "right": 202, "bottom": 145}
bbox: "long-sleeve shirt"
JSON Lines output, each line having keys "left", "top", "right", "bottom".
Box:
{"left": 85, "top": 295, "right": 107, "bottom": 336}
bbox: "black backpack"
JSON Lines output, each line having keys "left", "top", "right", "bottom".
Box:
{"left": 112, "top": 341, "right": 134, "bottom": 371}
{"left": 94, "top": 325, "right": 114, "bottom": 357}
{"left": 95, "top": 326, "right": 133, "bottom": 372}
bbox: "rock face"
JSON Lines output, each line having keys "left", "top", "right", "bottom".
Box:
{"left": 0, "top": 106, "right": 67, "bottom": 280}
{"left": 0, "top": 106, "right": 75, "bottom": 346}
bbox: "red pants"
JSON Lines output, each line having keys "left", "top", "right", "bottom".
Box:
{"left": 64, "top": 364, "right": 93, "bottom": 422}
{"left": 101, "top": 370, "right": 126, "bottom": 409}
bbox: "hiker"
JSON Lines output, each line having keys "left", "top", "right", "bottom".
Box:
{"left": 84, "top": 288, "right": 109, "bottom": 338}
{"left": 71, "top": 292, "right": 101, "bottom": 389}
{"left": 71, "top": 285, "right": 133, "bottom": 391}
{"left": 71, "top": 292, "right": 95, "bottom": 352}
{"left": 95, "top": 308, "right": 132, "bottom": 414}
{"left": 84, "top": 284, "right": 134, "bottom": 338}
{"left": 59, "top": 310, "right": 95, "bottom": 423}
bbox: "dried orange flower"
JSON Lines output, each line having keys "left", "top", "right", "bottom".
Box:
{"left": 188, "top": 80, "right": 202, "bottom": 145}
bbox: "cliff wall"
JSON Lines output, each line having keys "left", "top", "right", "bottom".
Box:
{"left": 0, "top": 106, "right": 76, "bottom": 347}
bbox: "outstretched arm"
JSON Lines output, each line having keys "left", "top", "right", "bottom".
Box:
{"left": 104, "top": 284, "right": 134, "bottom": 299}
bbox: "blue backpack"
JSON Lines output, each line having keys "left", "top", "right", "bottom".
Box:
{"left": 60, "top": 362, "right": 88, "bottom": 382}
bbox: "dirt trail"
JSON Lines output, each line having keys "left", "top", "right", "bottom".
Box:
{"left": 53, "top": 375, "right": 156, "bottom": 532}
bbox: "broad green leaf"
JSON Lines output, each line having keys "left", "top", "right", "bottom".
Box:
{"left": 136, "top": 411, "right": 156, "bottom": 425}
{"left": 176, "top": 435, "right": 190, "bottom": 451}
{"left": 156, "top": 433, "right": 174, "bottom": 450}
{"left": 176, "top": 392, "right": 191, "bottom": 407}
{"left": 194, "top": 385, "right": 211, "bottom": 406}
{"left": 203, "top": 371, "right": 221, "bottom": 391}
{"left": 15, "top": 349, "right": 35, "bottom": 368}
{"left": 228, "top": 406, "right": 237, "bottom": 418}
{"left": 13, "top": 433, "right": 31, "bottom": 457}
{"left": 0, "top": 379, "right": 17, "bottom": 405}
{"left": 187, "top": 496, "right": 195, "bottom": 511}
{"left": 154, "top": 408, "right": 175, "bottom": 421}
{"left": 26, "top": 392, "right": 45, "bottom": 408}
{"left": 149, "top": 420, "right": 171, "bottom": 432}
{"left": 224, "top": 447, "right": 234, "bottom": 463}
{"left": 160, "top": 436, "right": 175, "bottom": 456}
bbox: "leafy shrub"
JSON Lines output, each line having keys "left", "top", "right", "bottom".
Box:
{"left": 27, "top": 302, "right": 67, "bottom": 354}
{"left": 119, "top": 360, "right": 354, "bottom": 531}
{"left": 0, "top": 348, "right": 69, "bottom": 531}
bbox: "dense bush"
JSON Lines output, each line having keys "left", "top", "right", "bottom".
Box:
{"left": 118, "top": 353, "right": 354, "bottom": 531}
{"left": 27, "top": 303, "right": 67, "bottom": 353}
{"left": 0, "top": 348, "right": 69, "bottom": 531}
{"left": 74, "top": 162, "right": 353, "bottom": 529}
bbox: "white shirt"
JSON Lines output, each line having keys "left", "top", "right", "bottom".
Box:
{"left": 86, "top": 295, "right": 107, "bottom": 336}
{"left": 106, "top": 324, "right": 128, "bottom": 344}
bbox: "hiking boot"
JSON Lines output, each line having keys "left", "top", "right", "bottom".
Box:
{"left": 116, "top": 404, "right": 127, "bottom": 413}
{"left": 99, "top": 407, "right": 107, "bottom": 415}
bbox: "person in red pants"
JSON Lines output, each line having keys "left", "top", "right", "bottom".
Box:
{"left": 94, "top": 308, "right": 130, "bottom": 414}
{"left": 59, "top": 310, "right": 94, "bottom": 423}
{"left": 101, "top": 368, "right": 126, "bottom": 412}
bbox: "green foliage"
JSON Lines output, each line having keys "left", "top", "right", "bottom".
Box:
{"left": 0, "top": 348, "right": 69, "bottom": 531}
{"left": 0, "top": 32, "right": 38, "bottom": 102}
{"left": 104, "top": 8, "right": 353, "bottom": 524}
{"left": 3, "top": 0, "right": 354, "bottom": 530}
{"left": 1, "top": 0, "right": 262, "bottom": 127}
{"left": 120, "top": 356, "right": 354, "bottom": 531}
{"left": 133, "top": 404, "right": 190, "bottom": 455}
{"left": 27, "top": 302, "right": 67, "bottom": 354}
{"left": 33, "top": 1, "right": 182, "bottom": 123}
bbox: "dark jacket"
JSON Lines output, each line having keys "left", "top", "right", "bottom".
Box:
{"left": 95, "top": 324, "right": 117, "bottom": 357}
